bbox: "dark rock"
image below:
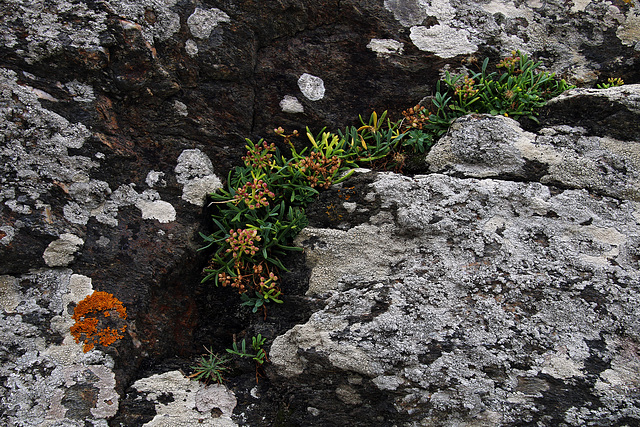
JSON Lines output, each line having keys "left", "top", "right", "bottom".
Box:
{"left": 539, "top": 85, "right": 640, "bottom": 142}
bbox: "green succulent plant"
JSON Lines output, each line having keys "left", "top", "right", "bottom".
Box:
{"left": 227, "top": 334, "right": 268, "bottom": 365}
{"left": 441, "top": 50, "right": 574, "bottom": 123}
{"left": 200, "top": 51, "right": 573, "bottom": 316}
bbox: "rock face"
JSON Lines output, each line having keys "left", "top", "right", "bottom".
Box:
{"left": 426, "top": 85, "right": 640, "bottom": 201}
{"left": 1, "top": 0, "right": 640, "bottom": 425}
{"left": 269, "top": 85, "right": 640, "bottom": 425}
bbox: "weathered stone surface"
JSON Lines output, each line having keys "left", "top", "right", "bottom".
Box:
{"left": 123, "top": 370, "right": 237, "bottom": 427}
{"left": 270, "top": 169, "right": 640, "bottom": 425}
{"left": 426, "top": 85, "right": 640, "bottom": 201}
{"left": 540, "top": 84, "right": 640, "bottom": 142}
{"left": 268, "top": 85, "right": 640, "bottom": 425}
{"left": 1, "top": 0, "right": 640, "bottom": 425}
{"left": 0, "top": 271, "right": 120, "bottom": 426}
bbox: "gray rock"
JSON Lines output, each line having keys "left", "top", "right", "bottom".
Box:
{"left": 541, "top": 84, "right": 640, "bottom": 141}
{"left": 131, "top": 370, "right": 237, "bottom": 426}
{"left": 269, "top": 85, "right": 640, "bottom": 426}
{"left": 2, "top": 0, "right": 640, "bottom": 425}
{"left": 427, "top": 85, "right": 640, "bottom": 201}
{"left": 0, "top": 271, "right": 119, "bottom": 426}
{"left": 271, "top": 170, "right": 640, "bottom": 425}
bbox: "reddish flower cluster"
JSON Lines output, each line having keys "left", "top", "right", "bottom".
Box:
{"left": 234, "top": 179, "right": 275, "bottom": 210}
{"left": 454, "top": 75, "right": 479, "bottom": 100}
{"left": 70, "top": 291, "right": 127, "bottom": 353}
{"left": 297, "top": 151, "right": 340, "bottom": 189}
{"left": 243, "top": 141, "right": 276, "bottom": 169}
{"left": 218, "top": 267, "right": 247, "bottom": 291}
{"left": 217, "top": 261, "right": 279, "bottom": 295}
{"left": 497, "top": 51, "right": 522, "bottom": 74}
{"left": 256, "top": 265, "right": 278, "bottom": 292}
{"left": 274, "top": 127, "right": 299, "bottom": 144}
{"left": 225, "top": 228, "right": 261, "bottom": 259}
{"left": 402, "top": 105, "right": 431, "bottom": 130}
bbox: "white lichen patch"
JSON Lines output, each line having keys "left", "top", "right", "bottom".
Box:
{"left": 136, "top": 200, "right": 176, "bottom": 223}
{"left": 132, "top": 370, "right": 237, "bottom": 426}
{"left": 43, "top": 233, "right": 85, "bottom": 267}
{"left": 541, "top": 353, "right": 585, "bottom": 379}
{"left": 181, "top": 176, "right": 223, "bottom": 206}
{"left": 0, "top": 275, "right": 20, "bottom": 312}
{"left": 65, "top": 80, "right": 95, "bottom": 103}
{"left": 187, "top": 7, "right": 231, "bottom": 39}
{"left": 596, "top": 352, "right": 640, "bottom": 395}
{"left": 342, "top": 202, "right": 357, "bottom": 213}
{"left": 173, "top": 100, "right": 188, "bottom": 117}
{"left": 366, "top": 39, "right": 404, "bottom": 57}
{"left": 0, "top": 225, "right": 15, "bottom": 245}
{"left": 372, "top": 375, "right": 403, "bottom": 391}
{"left": 106, "top": 0, "right": 181, "bottom": 44}
{"left": 383, "top": 0, "right": 455, "bottom": 26}
{"left": 617, "top": 11, "right": 640, "bottom": 48}
{"left": 298, "top": 73, "right": 326, "bottom": 101}
{"left": 146, "top": 170, "right": 166, "bottom": 187}
{"left": 482, "top": 0, "right": 534, "bottom": 19}
{"left": 176, "top": 149, "right": 216, "bottom": 182}
{"left": 410, "top": 24, "right": 477, "bottom": 58}
{"left": 419, "top": 0, "right": 456, "bottom": 22}
{"left": 185, "top": 39, "right": 199, "bottom": 56}
{"left": 89, "top": 365, "right": 119, "bottom": 418}
{"left": 280, "top": 95, "right": 305, "bottom": 113}
{"left": 48, "top": 273, "right": 93, "bottom": 347}
{"left": 175, "top": 149, "right": 223, "bottom": 206}
{"left": 59, "top": 179, "right": 181, "bottom": 226}
{"left": 68, "top": 273, "right": 94, "bottom": 304}
{"left": 570, "top": 0, "right": 592, "bottom": 13}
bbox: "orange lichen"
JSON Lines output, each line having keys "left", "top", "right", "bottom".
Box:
{"left": 70, "top": 291, "right": 127, "bottom": 352}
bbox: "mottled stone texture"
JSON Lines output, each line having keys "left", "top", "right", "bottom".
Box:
{"left": 1, "top": 0, "right": 640, "bottom": 425}
{"left": 273, "top": 173, "right": 640, "bottom": 425}
{"left": 269, "top": 86, "right": 640, "bottom": 425}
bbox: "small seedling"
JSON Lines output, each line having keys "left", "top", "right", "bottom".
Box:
{"left": 597, "top": 77, "right": 624, "bottom": 89}
{"left": 189, "top": 347, "right": 230, "bottom": 384}
{"left": 226, "top": 334, "right": 268, "bottom": 365}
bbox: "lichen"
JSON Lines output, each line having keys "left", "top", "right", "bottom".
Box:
{"left": 187, "top": 7, "right": 231, "bottom": 40}
{"left": 70, "top": 291, "right": 127, "bottom": 353}
{"left": 297, "top": 73, "right": 326, "bottom": 101}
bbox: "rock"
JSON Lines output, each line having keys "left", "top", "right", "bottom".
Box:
{"left": 118, "top": 370, "right": 237, "bottom": 426}
{"left": 1, "top": 0, "right": 640, "bottom": 425}
{"left": 0, "top": 271, "right": 120, "bottom": 426}
{"left": 270, "top": 168, "right": 640, "bottom": 425}
{"left": 426, "top": 87, "right": 640, "bottom": 201}
{"left": 540, "top": 84, "right": 640, "bottom": 142}
{"left": 268, "top": 86, "right": 640, "bottom": 425}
